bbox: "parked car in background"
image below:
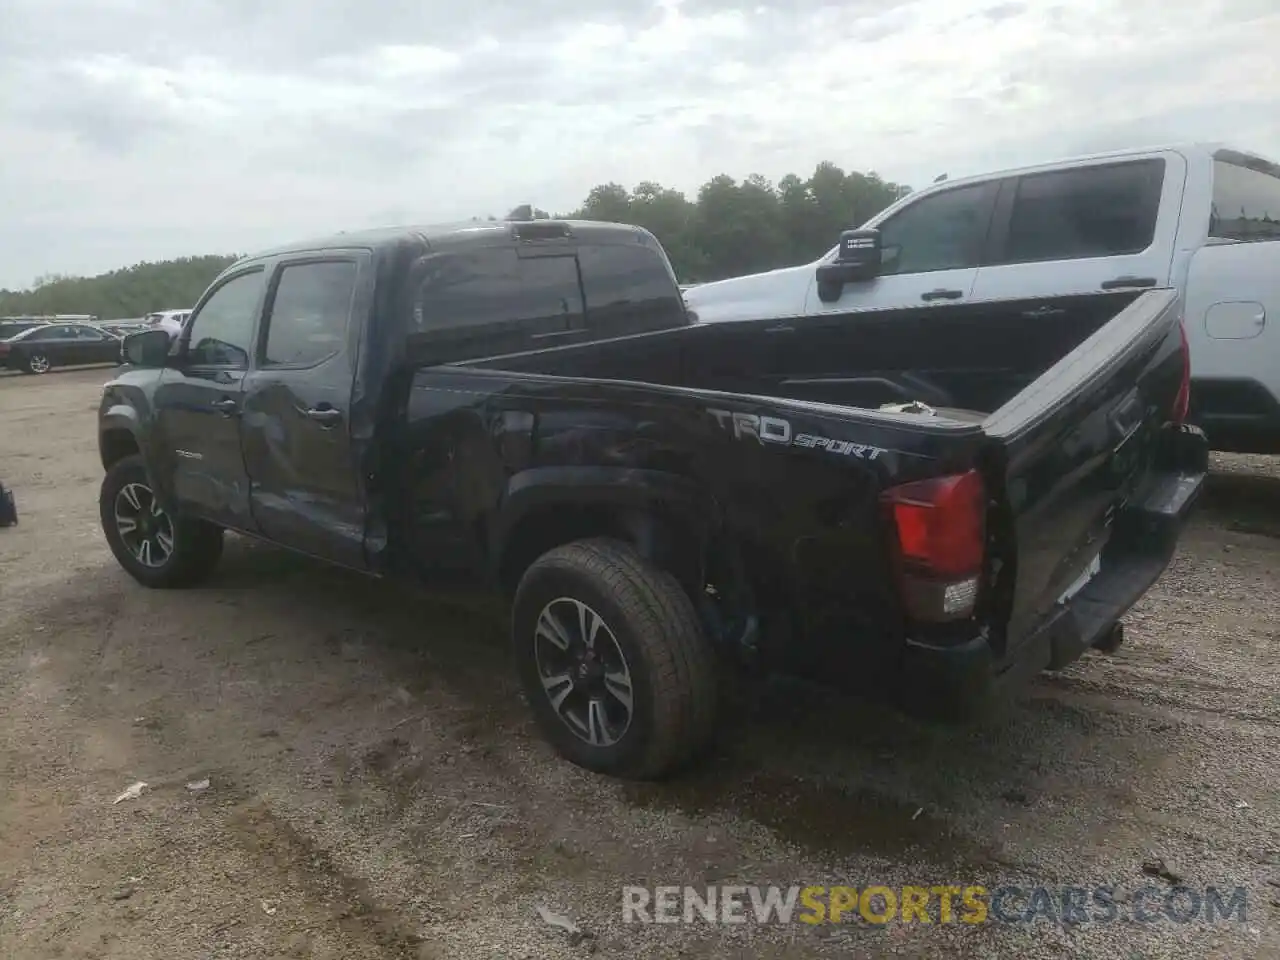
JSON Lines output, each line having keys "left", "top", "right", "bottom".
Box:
{"left": 685, "top": 142, "right": 1280, "bottom": 453}
{"left": 102, "top": 319, "right": 149, "bottom": 338}
{"left": 144, "top": 309, "right": 192, "bottom": 338}
{"left": 0, "top": 322, "right": 121, "bottom": 374}
{"left": 0, "top": 317, "right": 52, "bottom": 340}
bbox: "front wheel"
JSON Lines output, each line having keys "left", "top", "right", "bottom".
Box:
{"left": 99, "top": 454, "right": 224, "bottom": 588}
{"left": 512, "top": 538, "right": 719, "bottom": 780}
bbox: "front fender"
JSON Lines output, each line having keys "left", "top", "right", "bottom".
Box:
{"left": 98, "top": 400, "right": 175, "bottom": 510}
{"left": 98, "top": 405, "right": 144, "bottom": 464}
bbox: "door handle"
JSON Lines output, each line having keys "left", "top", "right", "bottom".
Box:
{"left": 1100, "top": 276, "right": 1157, "bottom": 290}
{"left": 211, "top": 397, "right": 237, "bottom": 416}
{"left": 305, "top": 407, "right": 343, "bottom": 427}
{"left": 921, "top": 289, "right": 963, "bottom": 302}
{"left": 764, "top": 324, "right": 795, "bottom": 334}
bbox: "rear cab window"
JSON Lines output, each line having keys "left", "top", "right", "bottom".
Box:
{"left": 412, "top": 248, "right": 584, "bottom": 360}
{"left": 1210, "top": 154, "right": 1280, "bottom": 242}
{"left": 577, "top": 242, "right": 687, "bottom": 335}
{"left": 996, "top": 158, "right": 1166, "bottom": 263}
{"left": 409, "top": 230, "right": 688, "bottom": 362}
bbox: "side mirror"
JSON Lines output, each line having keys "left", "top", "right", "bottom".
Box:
{"left": 121, "top": 329, "right": 172, "bottom": 368}
{"left": 815, "top": 228, "right": 882, "bottom": 302}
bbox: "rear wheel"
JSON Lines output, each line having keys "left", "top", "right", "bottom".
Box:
{"left": 26, "top": 353, "right": 51, "bottom": 374}
{"left": 99, "top": 454, "right": 224, "bottom": 587}
{"left": 512, "top": 538, "right": 718, "bottom": 780}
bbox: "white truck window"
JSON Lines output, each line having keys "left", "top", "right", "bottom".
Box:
{"left": 877, "top": 183, "right": 993, "bottom": 275}
{"left": 999, "top": 159, "right": 1165, "bottom": 264}
{"left": 1210, "top": 159, "right": 1280, "bottom": 242}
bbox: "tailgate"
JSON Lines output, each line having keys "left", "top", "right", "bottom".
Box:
{"left": 979, "top": 288, "right": 1204, "bottom": 654}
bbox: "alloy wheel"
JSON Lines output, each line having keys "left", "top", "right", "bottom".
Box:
{"left": 28, "top": 354, "right": 49, "bottom": 373}
{"left": 533, "top": 597, "right": 634, "bottom": 747}
{"left": 114, "top": 482, "right": 175, "bottom": 568}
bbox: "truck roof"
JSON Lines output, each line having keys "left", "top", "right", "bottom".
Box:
{"left": 920, "top": 141, "right": 1275, "bottom": 195}
{"left": 856, "top": 141, "right": 1279, "bottom": 235}
{"left": 235, "top": 219, "right": 658, "bottom": 266}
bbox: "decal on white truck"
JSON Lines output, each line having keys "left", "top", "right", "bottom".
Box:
{"left": 706, "top": 408, "right": 886, "bottom": 460}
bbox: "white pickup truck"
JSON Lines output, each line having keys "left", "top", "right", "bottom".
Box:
{"left": 685, "top": 142, "right": 1280, "bottom": 454}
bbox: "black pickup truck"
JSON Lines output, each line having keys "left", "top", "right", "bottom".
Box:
{"left": 97, "top": 219, "right": 1207, "bottom": 779}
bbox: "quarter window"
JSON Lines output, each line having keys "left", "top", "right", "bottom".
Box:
{"left": 1211, "top": 157, "right": 1280, "bottom": 242}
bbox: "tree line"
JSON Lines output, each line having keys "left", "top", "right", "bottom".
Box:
{"left": 0, "top": 162, "right": 910, "bottom": 320}
{"left": 0, "top": 255, "right": 241, "bottom": 322}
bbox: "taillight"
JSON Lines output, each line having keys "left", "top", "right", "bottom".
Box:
{"left": 0, "top": 343, "right": 9, "bottom": 357}
{"left": 1171, "top": 320, "right": 1190, "bottom": 423}
{"left": 881, "top": 469, "right": 986, "bottom": 620}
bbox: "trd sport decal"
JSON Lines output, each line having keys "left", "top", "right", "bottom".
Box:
{"left": 706, "top": 408, "right": 886, "bottom": 461}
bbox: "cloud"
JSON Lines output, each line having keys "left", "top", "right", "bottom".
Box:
{"left": 0, "top": 0, "right": 1277, "bottom": 287}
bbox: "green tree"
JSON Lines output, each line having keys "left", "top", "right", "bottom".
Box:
{"left": 0, "top": 255, "right": 240, "bottom": 321}
{"left": 566, "top": 161, "right": 911, "bottom": 282}
{"left": 0, "top": 160, "right": 912, "bottom": 308}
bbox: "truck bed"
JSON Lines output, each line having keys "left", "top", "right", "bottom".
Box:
{"left": 391, "top": 288, "right": 1199, "bottom": 716}
{"left": 459, "top": 290, "right": 1148, "bottom": 418}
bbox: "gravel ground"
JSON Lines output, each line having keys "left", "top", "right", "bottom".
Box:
{"left": 1, "top": 367, "right": 1277, "bottom": 959}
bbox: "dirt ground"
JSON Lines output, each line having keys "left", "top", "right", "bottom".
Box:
{"left": 1, "top": 367, "right": 1278, "bottom": 960}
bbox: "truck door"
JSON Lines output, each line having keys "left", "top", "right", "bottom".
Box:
{"left": 238, "top": 254, "right": 369, "bottom": 570}
{"left": 802, "top": 179, "right": 1000, "bottom": 316}
{"left": 151, "top": 267, "right": 266, "bottom": 531}
{"left": 969, "top": 152, "right": 1186, "bottom": 303}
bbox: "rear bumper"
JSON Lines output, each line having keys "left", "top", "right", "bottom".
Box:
{"left": 899, "top": 423, "right": 1208, "bottom": 722}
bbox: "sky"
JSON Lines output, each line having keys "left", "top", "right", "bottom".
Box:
{"left": 1, "top": 0, "right": 1277, "bottom": 289}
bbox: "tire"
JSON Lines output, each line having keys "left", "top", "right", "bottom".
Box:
{"left": 1093, "top": 621, "right": 1125, "bottom": 654}
{"left": 512, "top": 537, "right": 719, "bottom": 780}
{"left": 26, "top": 353, "right": 51, "bottom": 374}
{"left": 99, "top": 454, "right": 224, "bottom": 588}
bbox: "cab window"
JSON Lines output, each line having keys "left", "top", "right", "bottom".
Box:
{"left": 262, "top": 260, "right": 358, "bottom": 367}
{"left": 876, "top": 183, "right": 997, "bottom": 275}
{"left": 186, "top": 270, "right": 265, "bottom": 368}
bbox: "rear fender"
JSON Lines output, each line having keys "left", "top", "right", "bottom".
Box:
{"left": 493, "top": 466, "right": 712, "bottom": 595}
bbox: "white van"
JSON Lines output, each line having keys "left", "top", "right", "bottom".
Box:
{"left": 684, "top": 143, "right": 1280, "bottom": 453}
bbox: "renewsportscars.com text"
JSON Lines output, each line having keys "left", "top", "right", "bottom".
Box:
{"left": 622, "top": 884, "right": 1250, "bottom": 926}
